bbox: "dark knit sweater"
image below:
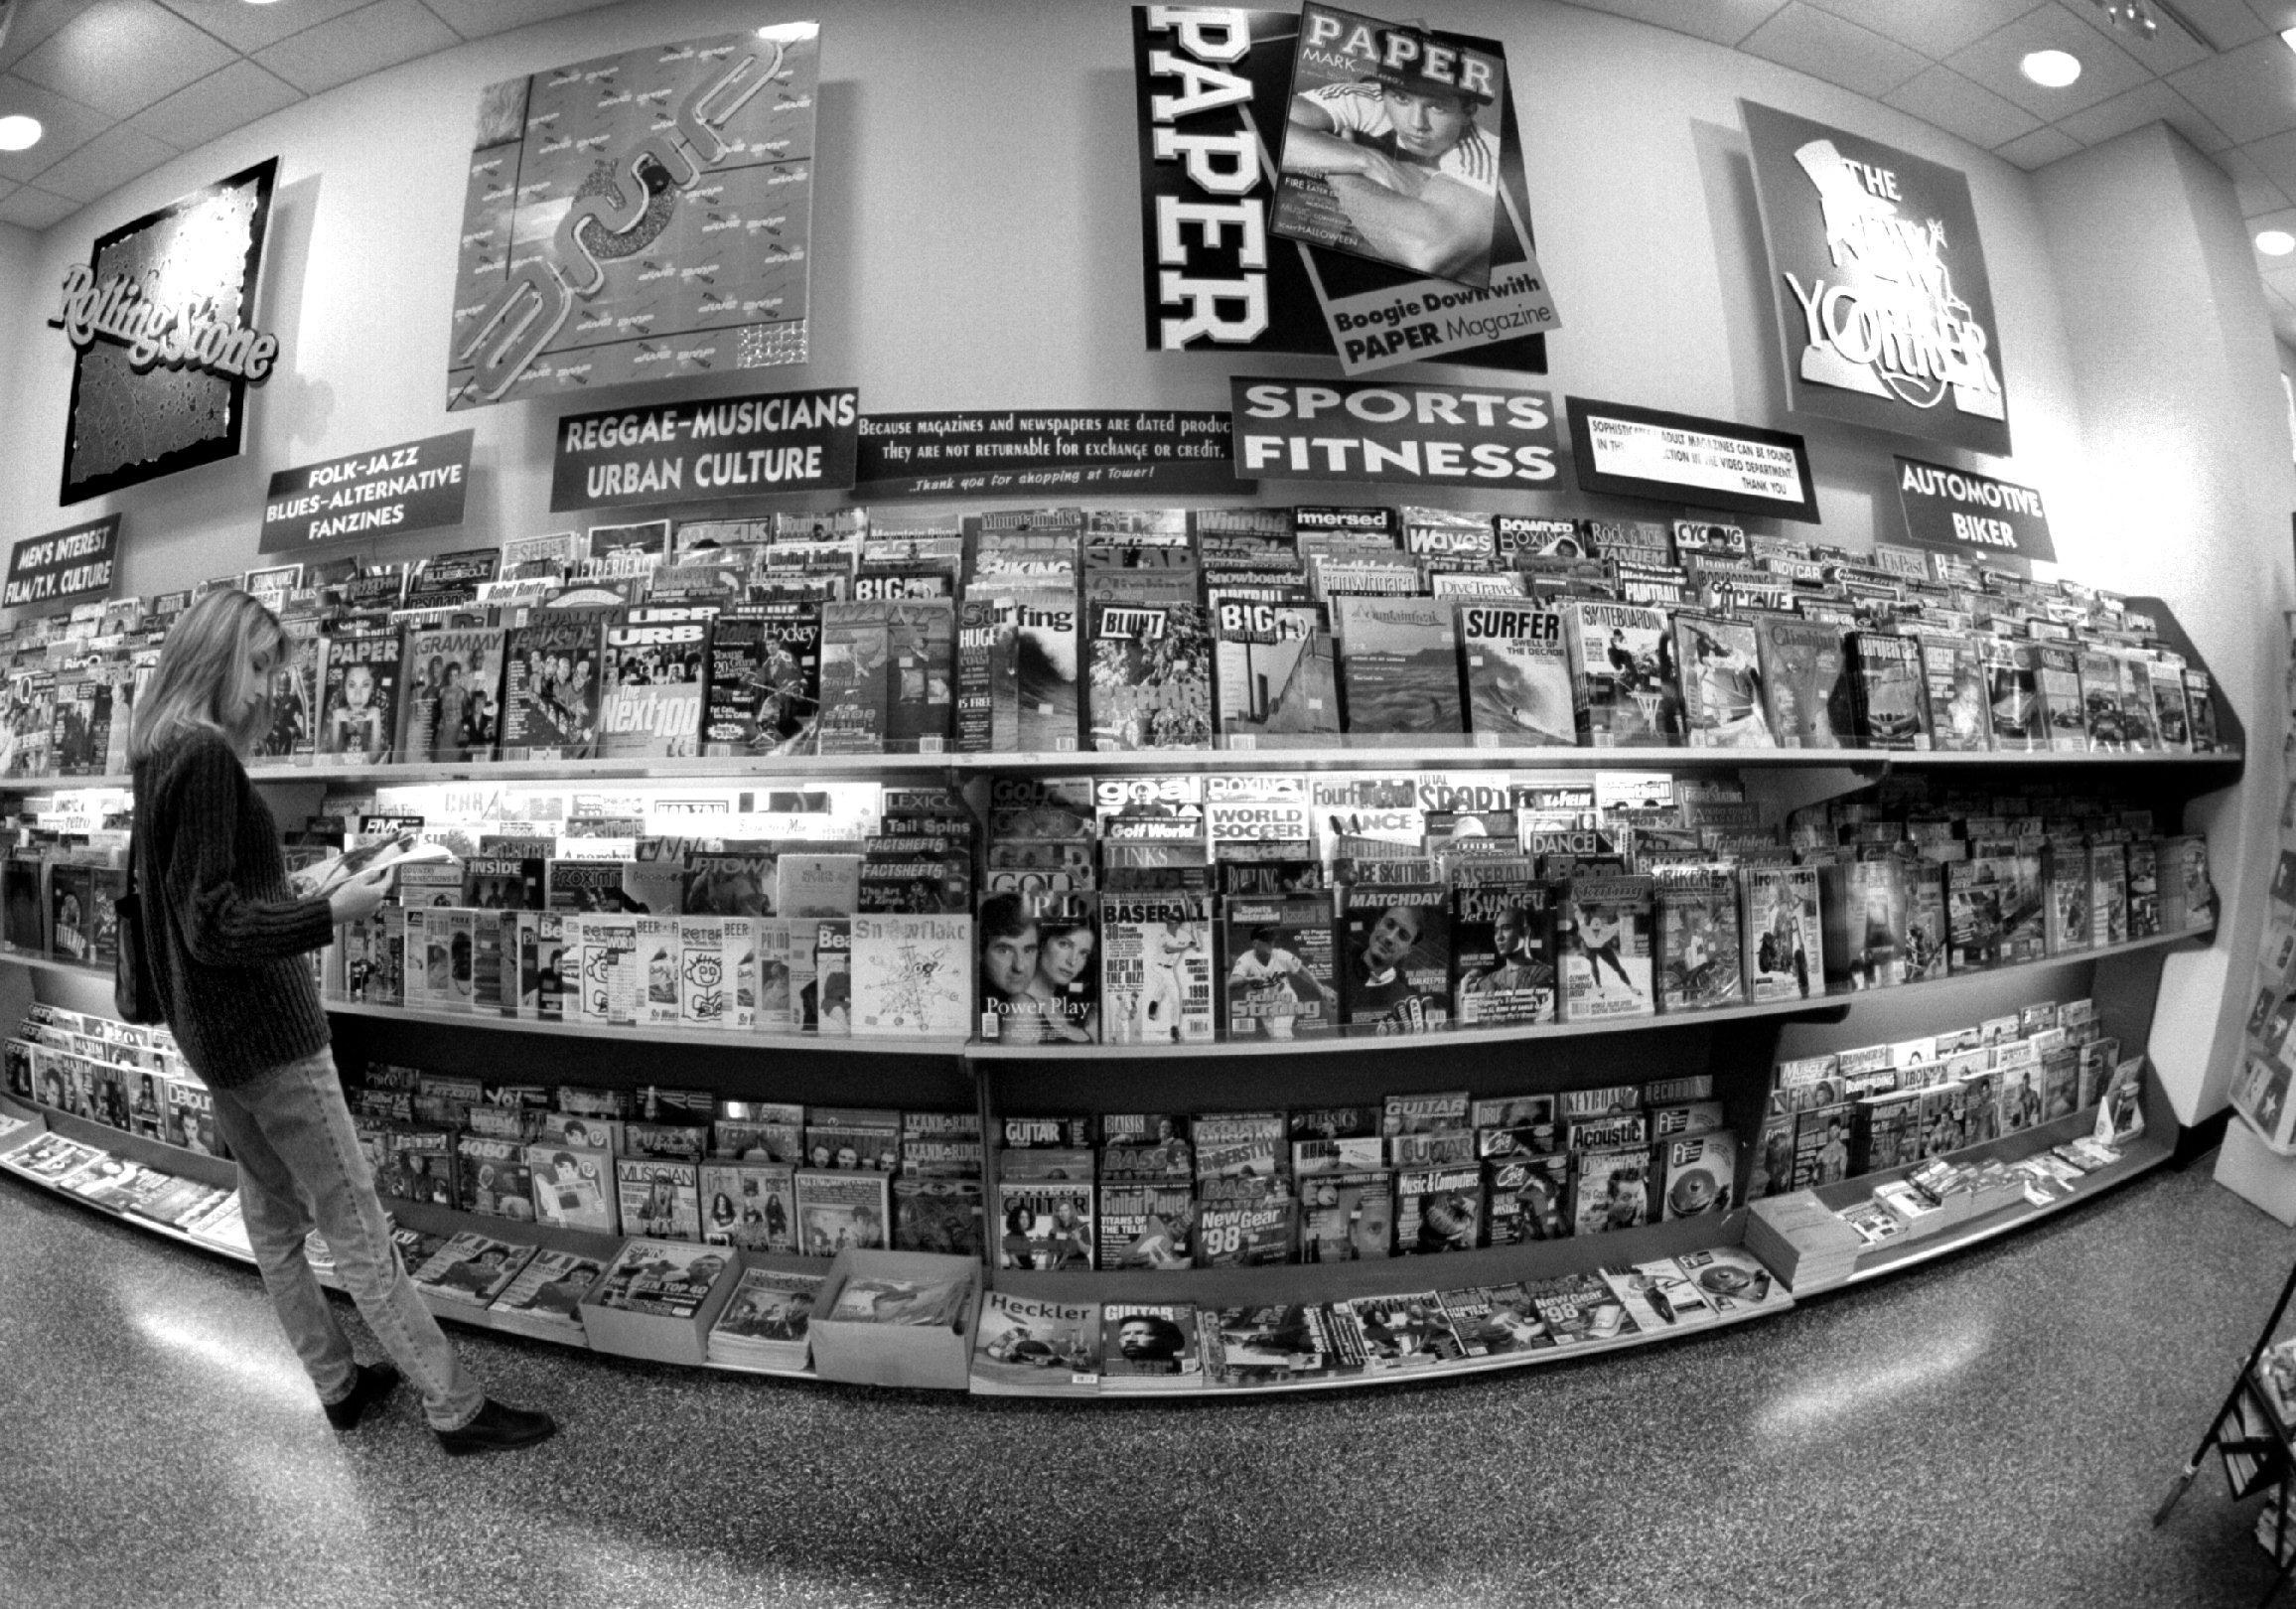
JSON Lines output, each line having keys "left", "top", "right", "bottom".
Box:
{"left": 131, "top": 730, "right": 335, "bottom": 1088}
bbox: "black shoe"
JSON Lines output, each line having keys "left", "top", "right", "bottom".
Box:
{"left": 322, "top": 1362, "right": 402, "bottom": 1430}
{"left": 435, "top": 1398, "right": 557, "bottom": 1457}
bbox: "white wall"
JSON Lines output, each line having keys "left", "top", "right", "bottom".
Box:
{"left": 0, "top": 0, "right": 2272, "bottom": 1109}
{"left": 0, "top": 0, "right": 2097, "bottom": 603}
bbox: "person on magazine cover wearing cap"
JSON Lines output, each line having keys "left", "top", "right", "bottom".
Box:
{"left": 1282, "top": 36, "right": 1500, "bottom": 280}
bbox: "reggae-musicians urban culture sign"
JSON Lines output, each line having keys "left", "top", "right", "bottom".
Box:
{"left": 51, "top": 157, "right": 282, "bottom": 505}
{"left": 1742, "top": 101, "right": 2009, "bottom": 458}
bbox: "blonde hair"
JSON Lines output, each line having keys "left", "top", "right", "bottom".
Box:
{"left": 128, "top": 589, "right": 286, "bottom": 765}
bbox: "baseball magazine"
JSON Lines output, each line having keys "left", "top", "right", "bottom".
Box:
{"left": 1220, "top": 893, "right": 1339, "bottom": 1040}
{"left": 1100, "top": 891, "right": 1216, "bottom": 1045}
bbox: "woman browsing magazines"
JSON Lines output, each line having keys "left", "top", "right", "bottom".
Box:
{"left": 128, "top": 590, "right": 554, "bottom": 1456}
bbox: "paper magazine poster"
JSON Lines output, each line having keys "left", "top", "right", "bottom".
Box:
{"left": 1459, "top": 601, "right": 1573, "bottom": 744}
{"left": 318, "top": 629, "right": 400, "bottom": 763}
{"left": 398, "top": 626, "right": 506, "bottom": 763}
{"left": 850, "top": 913, "right": 971, "bottom": 1037}
{"left": 1100, "top": 892, "right": 1216, "bottom": 1045}
{"left": 600, "top": 617, "right": 708, "bottom": 759}
{"left": 1272, "top": 4, "right": 1507, "bottom": 286}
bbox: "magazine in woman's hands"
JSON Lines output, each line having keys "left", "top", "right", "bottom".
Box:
{"left": 289, "top": 830, "right": 459, "bottom": 899}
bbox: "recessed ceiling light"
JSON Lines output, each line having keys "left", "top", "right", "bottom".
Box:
{"left": 2260, "top": 230, "right": 2296, "bottom": 256}
{"left": 0, "top": 116, "right": 42, "bottom": 152}
{"left": 2020, "top": 50, "right": 2082, "bottom": 88}
{"left": 2283, "top": 27, "right": 2296, "bottom": 55}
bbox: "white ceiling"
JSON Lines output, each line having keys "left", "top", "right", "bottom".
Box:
{"left": 0, "top": 0, "right": 622, "bottom": 230}
{"left": 1564, "top": 0, "right": 2296, "bottom": 347}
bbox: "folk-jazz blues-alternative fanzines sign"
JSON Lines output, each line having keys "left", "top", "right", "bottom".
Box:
{"left": 450, "top": 25, "right": 819, "bottom": 410}
{"left": 1742, "top": 101, "right": 2009, "bottom": 458}
{"left": 52, "top": 158, "right": 280, "bottom": 505}
{"left": 1133, "top": 6, "right": 1553, "bottom": 375}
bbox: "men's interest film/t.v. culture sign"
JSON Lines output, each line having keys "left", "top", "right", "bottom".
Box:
{"left": 52, "top": 158, "right": 280, "bottom": 505}
{"left": 1742, "top": 101, "right": 2009, "bottom": 459}
{"left": 449, "top": 25, "right": 819, "bottom": 410}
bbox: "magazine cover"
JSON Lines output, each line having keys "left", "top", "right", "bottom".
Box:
{"left": 1100, "top": 1303, "right": 1204, "bottom": 1386}
{"left": 318, "top": 628, "right": 401, "bottom": 763}
{"left": 1742, "top": 864, "right": 1822, "bottom": 1001}
{"left": 614, "top": 1158, "right": 701, "bottom": 1243}
{"left": 253, "top": 616, "right": 327, "bottom": 760}
{"left": 975, "top": 893, "right": 1098, "bottom": 1046}
{"left": 697, "top": 1162, "right": 797, "bottom": 1252}
{"left": 1298, "top": 1170, "right": 1395, "bottom": 1261}
{"left": 816, "top": 600, "right": 891, "bottom": 754}
{"left": 591, "top": 1239, "right": 728, "bottom": 1319}
{"left": 398, "top": 626, "right": 507, "bottom": 763}
{"left": 884, "top": 597, "right": 956, "bottom": 749}
{"left": 1569, "top": 1145, "right": 1650, "bottom": 1237}
{"left": 1087, "top": 598, "right": 1213, "bottom": 750}
{"left": 1564, "top": 600, "right": 1681, "bottom": 747}
{"left": 1556, "top": 875, "right": 1654, "bottom": 1021}
{"left": 1948, "top": 854, "right": 2047, "bottom": 971}
{"left": 501, "top": 613, "right": 607, "bottom": 759}
{"left": 1755, "top": 616, "right": 1853, "bottom": 749}
{"left": 1338, "top": 891, "right": 1451, "bottom": 1033}
{"left": 704, "top": 605, "right": 818, "bottom": 757}
{"left": 599, "top": 617, "right": 708, "bottom": 759}
{"left": 1661, "top": 1131, "right": 1738, "bottom": 1219}
{"left": 850, "top": 913, "right": 972, "bottom": 1038}
{"left": 2034, "top": 645, "right": 2087, "bottom": 753}
{"left": 1005, "top": 589, "right": 1081, "bottom": 752}
{"left": 1981, "top": 638, "right": 2043, "bottom": 751}
{"left": 1194, "top": 1192, "right": 1297, "bottom": 1266}
{"left": 1272, "top": 4, "right": 1508, "bottom": 287}
{"left": 998, "top": 1177, "right": 1095, "bottom": 1269}
{"left": 1656, "top": 875, "right": 1743, "bottom": 1013}
{"left": 1819, "top": 857, "right": 1912, "bottom": 990}
{"left": 1848, "top": 632, "right": 1929, "bottom": 750}
{"left": 1334, "top": 594, "right": 1462, "bottom": 733}
{"left": 793, "top": 1169, "right": 892, "bottom": 1256}
{"left": 524, "top": 1140, "right": 616, "bottom": 1235}
{"left": 2113, "top": 655, "right": 2159, "bottom": 751}
{"left": 1459, "top": 601, "right": 1574, "bottom": 745}
{"left": 1097, "top": 1180, "right": 1196, "bottom": 1270}
{"left": 2078, "top": 650, "right": 2127, "bottom": 751}
{"left": 1674, "top": 614, "right": 1772, "bottom": 748}
{"left": 1917, "top": 632, "right": 1991, "bottom": 751}
{"left": 1450, "top": 877, "right": 1556, "bottom": 1026}
{"left": 1213, "top": 600, "right": 1340, "bottom": 738}
{"left": 1220, "top": 894, "right": 1340, "bottom": 1040}
{"left": 1484, "top": 1154, "right": 1569, "bottom": 1244}
{"left": 1100, "top": 891, "right": 1216, "bottom": 1045}
{"left": 1394, "top": 1163, "right": 1482, "bottom": 1254}
{"left": 972, "top": 1292, "right": 1103, "bottom": 1394}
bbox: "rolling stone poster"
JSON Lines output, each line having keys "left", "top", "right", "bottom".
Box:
{"left": 1134, "top": 6, "right": 1557, "bottom": 375}
{"left": 449, "top": 26, "right": 819, "bottom": 409}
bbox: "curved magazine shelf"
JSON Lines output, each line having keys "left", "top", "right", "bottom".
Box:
{"left": 0, "top": 1089, "right": 2167, "bottom": 1401}
{"left": 3, "top": 928, "right": 2208, "bottom": 1058}
{"left": 321, "top": 997, "right": 973, "bottom": 1058}
{"left": 0, "top": 746, "right": 2245, "bottom": 794}
{"left": 972, "top": 928, "right": 2213, "bottom": 1061}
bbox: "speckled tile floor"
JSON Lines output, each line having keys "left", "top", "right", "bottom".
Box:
{"left": 0, "top": 1157, "right": 2290, "bottom": 1609}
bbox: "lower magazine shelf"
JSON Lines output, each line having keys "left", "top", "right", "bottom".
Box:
{"left": 0, "top": 1087, "right": 2177, "bottom": 1400}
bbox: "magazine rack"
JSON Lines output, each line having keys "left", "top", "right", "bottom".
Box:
{"left": 0, "top": 596, "right": 2244, "bottom": 1398}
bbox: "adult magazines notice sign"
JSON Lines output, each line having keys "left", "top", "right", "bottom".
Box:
{"left": 853, "top": 409, "right": 1247, "bottom": 499}
{"left": 257, "top": 430, "right": 473, "bottom": 553}
{"left": 5, "top": 515, "right": 118, "bottom": 608}
{"left": 549, "top": 388, "right": 859, "bottom": 512}
{"left": 1228, "top": 376, "right": 1558, "bottom": 486}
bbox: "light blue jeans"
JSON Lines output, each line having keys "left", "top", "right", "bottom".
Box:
{"left": 208, "top": 1048, "right": 486, "bottom": 1432}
